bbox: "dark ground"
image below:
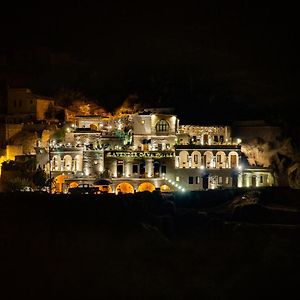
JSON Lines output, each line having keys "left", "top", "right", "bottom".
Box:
{"left": 0, "top": 188, "right": 299, "bottom": 299}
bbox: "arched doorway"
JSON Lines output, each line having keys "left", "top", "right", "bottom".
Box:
{"left": 138, "top": 182, "right": 156, "bottom": 192}
{"left": 160, "top": 184, "right": 171, "bottom": 192}
{"left": 116, "top": 182, "right": 134, "bottom": 194}
{"left": 97, "top": 185, "right": 113, "bottom": 193}
{"left": 179, "top": 150, "right": 189, "bottom": 168}
{"left": 69, "top": 181, "right": 79, "bottom": 188}
{"left": 53, "top": 174, "right": 68, "bottom": 193}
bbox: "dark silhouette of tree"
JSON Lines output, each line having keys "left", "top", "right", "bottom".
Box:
{"left": 32, "top": 166, "right": 47, "bottom": 188}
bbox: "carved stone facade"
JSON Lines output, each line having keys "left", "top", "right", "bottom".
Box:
{"left": 42, "top": 110, "right": 275, "bottom": 193}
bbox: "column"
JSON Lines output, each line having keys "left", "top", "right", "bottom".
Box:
{"left": 145, "top": 158, "right": 154, "bottom": 178}
{"left": 125, "top": 162, "right": 132, "bottom": 177}
{"left": 112, "top": 160, "right": 117, "bottom": 178}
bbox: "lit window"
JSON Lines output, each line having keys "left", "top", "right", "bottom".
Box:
{"left": 196, "top": 176, "right": 200, "bottom": 184}
{"left": 218, "top": 177, "right": 222, "bottom": 184}
{"left": 155, "top": 120, "right": 170, "bottom": 132}
{"left": 226, "top": 177, "right": 229, "bottom": 184}
{"left": 194, "top": 154, "right": 199, "bottom": 164}
{"left": 176, "top": 176, "right": 180, "bottom": 182}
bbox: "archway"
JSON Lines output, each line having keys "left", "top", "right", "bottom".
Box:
{"left": 179, "top": 150, "right": 189, "bottom": 168}
{"left": 53, "top": 174, "right": 68, "bottom": 193}
{"left": 216, "top": 151, "right": 226, "bottom": 168}
{"left": 97, "top": 185, "right": 113, "bottom": 193}
{"left": 229, "top": 151, "right": 239, "bottom": 168}
{"left": 203, "top": 151, "right": 213, "bottom": 168}
{"left": 51, "top": 155, "right": 61, "bottom": 171}
{"left": 138, "top": 182, "right": 156, "bottom": 192}
{"left": 69, "top": 181, "right": 79, "bottom": 188}
{"left": 191, "top": 151, "right": 201, "bottom": 168}
{"left": 160, "top": 184, "right": 171, "bottom": 192}
{"left": 63, "top": 155, "right": 72, "bottom": 171}
{"left": 116, "top": 182, "right": 134, "bottom": 194}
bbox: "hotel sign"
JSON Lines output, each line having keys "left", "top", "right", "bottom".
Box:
{"left": 106, "top": 151, "right": 175, "bottom": 159}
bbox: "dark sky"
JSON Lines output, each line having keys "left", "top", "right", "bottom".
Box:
{"left": 0, "top": 1, "right": 299, "bottom": 123}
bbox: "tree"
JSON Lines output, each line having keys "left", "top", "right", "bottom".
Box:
{"left": 32, "top": 167, "right": 47, "bottom": 188}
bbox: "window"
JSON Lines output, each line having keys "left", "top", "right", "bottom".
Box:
{"left": 196, "top": 176, "right": 200, "bottom": 184}
{"left": 161, "top": 165, "right": 167, "bottom": 174}
{"left": 214, "top": 135, "right": 218, "bottom": 142}
{"left": 188, "top": 176, "right": 194, "bottom": 184}
{"left": 194, "top": 154, "right": 199, "bottom": 164}
{"left": 132, "top": 164, "right": 138, "bottom": 173}
{"left": 176, "top": 176, "right": 180, "bottom": 182}
{"left": 217, "top": 155, "right": 222, "bottom": 163}
{"left": 226, "top": 177, "right": 229, "bottom": 184}
{"left": 218, "top": 177, "right": 222, "bottom": 184}
{"left": 155, "top": 119, "right": 170, "bottom": 132}
{"left": 260, "top": 175, "right": 263, "bottom": 183}
{"left": 220, "top": 135, "right": 224, "bottom": 143}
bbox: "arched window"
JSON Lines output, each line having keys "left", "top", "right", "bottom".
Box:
{"left": 155, "top": 120, "right": 170, "bottom": 132}
{"left": 179, "top": 151, "right": 189, "bottom": 168}
{"left": 51, "top": 155, "right": 61, "bottom": 171}
{"left": 63, "top": 155, "right": 72, "bottom": 171}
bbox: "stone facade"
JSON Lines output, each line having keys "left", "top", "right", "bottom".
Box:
{"left": 40, "top": 109, "right": 275, "bottom": 193}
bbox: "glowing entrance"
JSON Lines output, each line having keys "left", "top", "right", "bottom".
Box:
{"left": 116, "top": 182, "right": 134, "bottom": 194}
{"left": 69, "top": 181, "right": 79, "bottom": 189}
{"left": 160, "top": 184, "right": 171, "bottom": 192}
{"left": 53, "top": 174, "right": 68, "bottom": 193}
{"left": 96, "top": 185, "right": 113, "bottom": 193}
{"left": 138, "top": 182, "right": 156, "bottom": 192}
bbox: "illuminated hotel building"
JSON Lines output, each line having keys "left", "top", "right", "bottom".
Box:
{"left": 42, "top": 108, "right": 274, "bottom": 193}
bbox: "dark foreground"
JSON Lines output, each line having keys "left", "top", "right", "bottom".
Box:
{"left": 1, "top": 188, "right": 300, "bottom": 299}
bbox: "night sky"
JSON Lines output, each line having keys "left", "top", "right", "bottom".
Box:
{"left": 0, "top": 1, "right": 299, "bottom": 123}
